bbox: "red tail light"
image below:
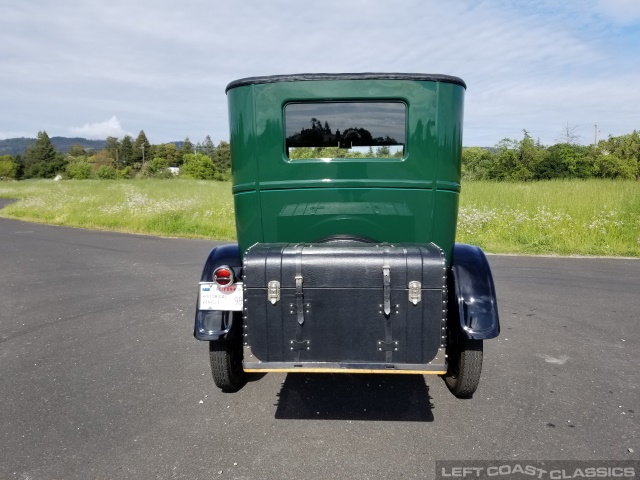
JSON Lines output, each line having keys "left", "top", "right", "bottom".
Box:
{"left": 213, "top": 266, "right": 234, "bottom": 286}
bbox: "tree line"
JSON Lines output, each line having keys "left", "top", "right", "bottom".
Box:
{"left": 0, "top": 130, "right": 230, "bottom": 181}
{"left": 1, "top": 128, "right": 638, "bottom": 181}
{"left": 462, "top": 130, "right": 639, "bottom": 181}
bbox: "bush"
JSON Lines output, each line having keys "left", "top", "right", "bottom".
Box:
{"left": 537, "top": 144, "right": 592, "bottom": 179}
{"left": 218, "top": 168, "right": 232, "bottom": 181}
{"left": 96, "top": 165, "right": 117, "bottom": 179}
{"left": 65, "top": 160, "right": 92, "bottom": 179}
{"left": 461, "top": 147, "right": 493, "bottom": 180}
{"left": 593, "top": 154, "right": 637, "bottom": 179}
{"left": 138, "top": 158, "right": 173, "bottom": 179}
{"left": 181, "top": 153, "right": 218, "bottom": 179}
{"left": 0, "top": 156, "right": 18, "bottom": 179}
{"left": 116, "top": 166, "right": 132, "bottom": 179}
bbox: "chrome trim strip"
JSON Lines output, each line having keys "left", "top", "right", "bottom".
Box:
{"left": 243, "top": 360, "right": 447, "bottom": 372}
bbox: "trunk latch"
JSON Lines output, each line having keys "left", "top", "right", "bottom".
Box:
{"left": 267, "top": 280, "right": 280, "bottom": 305}
{"left": 408, "top": 281, "right": 422, "bottom": 305}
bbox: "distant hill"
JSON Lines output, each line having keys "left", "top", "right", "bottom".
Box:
{"left": 0, "top": 137, "right": 106, "bottom": 156}
{"left": 0, "top": 137, "right": 185, "bottom": 157}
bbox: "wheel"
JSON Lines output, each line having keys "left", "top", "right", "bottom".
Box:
{"left": 209, "top": 336, "right": 245, "bottom": 392}
{"left": 443, "top": 332, "right": 483, "bottom": 398}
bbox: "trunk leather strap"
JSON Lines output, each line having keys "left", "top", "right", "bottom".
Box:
{"left": 383, "top": 247, "right": 391, "bottom": 316}
{"left": 383, "top": 246, "right": 393, "bottom": 362}
{"left": 295, "top": 244, "right": 304, "bottom": 326}
{"left": 294, "top": 244, "right": 305, "bottom": 361}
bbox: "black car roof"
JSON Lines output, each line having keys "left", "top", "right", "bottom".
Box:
{"left": 226, "top": 73, "right": 466, "bottom": 93}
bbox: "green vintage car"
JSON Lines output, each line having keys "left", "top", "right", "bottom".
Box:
{"left": 195, "top": 73, "right": 499, "bottom": 398}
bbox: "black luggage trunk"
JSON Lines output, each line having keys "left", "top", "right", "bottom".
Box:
{"left": 242, "top": 242, "right": 448, "bottom": 373}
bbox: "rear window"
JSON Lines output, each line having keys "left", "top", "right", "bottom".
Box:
{"left": 285, "top": 102, "right": 406, "bottom": 159}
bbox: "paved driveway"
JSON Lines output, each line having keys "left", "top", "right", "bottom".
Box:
{"left": 0, "top": 218, "right": 637, "bottom": 479}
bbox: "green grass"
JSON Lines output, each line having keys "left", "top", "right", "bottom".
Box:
{"left": 0, "top": 179, "right": 638, "bottom": 256}
{"left": 0, "top": 179, "right": 236, "bottom": 240}
{"left": 457, "top": 180, "right": 640, "bottom": 257}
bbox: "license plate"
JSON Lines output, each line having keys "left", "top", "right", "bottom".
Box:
{"left": 199, "top": 282, "right": 243, "bottom": 311}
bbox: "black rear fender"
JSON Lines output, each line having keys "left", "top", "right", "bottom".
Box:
{"left": 449, "top": 243, "right": 500, "bottom": 340}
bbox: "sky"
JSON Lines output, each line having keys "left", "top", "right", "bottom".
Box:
{"left": 1, "top": 0, "right": 639, "bottom": 147}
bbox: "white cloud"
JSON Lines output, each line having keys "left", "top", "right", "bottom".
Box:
{"left": 69, "top": 116, "right": 128, "bottom": 140}
{"left": 596, "top": 0, "right": 640, "bottom": 24}
{"left": 1, "top": 1, "right": 639, "bottom": 145}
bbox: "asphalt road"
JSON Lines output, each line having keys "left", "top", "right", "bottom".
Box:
{"left": 0, "top": 217, "right": 638, "bottom": 479}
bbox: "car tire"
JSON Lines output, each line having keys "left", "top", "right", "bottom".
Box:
{"left": 443, "top": 335, "right": 483, "bottom": 398}
{"left": 209, "top": 338, "right": 245, "bottom": 392}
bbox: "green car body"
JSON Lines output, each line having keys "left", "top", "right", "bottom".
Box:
{"left": 227, "top": 74, "right": 465, "bottom": 262}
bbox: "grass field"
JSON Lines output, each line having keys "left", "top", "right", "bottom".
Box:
{"left": 0, "top": 179, "right": 236, "bottom": 240}
{"left": 457, "top": 180, "right": 639, "bottom": 256}
{"left": 0, "top": 179, "right": 638, "bottom": 257}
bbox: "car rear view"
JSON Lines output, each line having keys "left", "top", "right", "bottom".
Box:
{"left": 194, "top": 73, "right": 499, "bottom": 398}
